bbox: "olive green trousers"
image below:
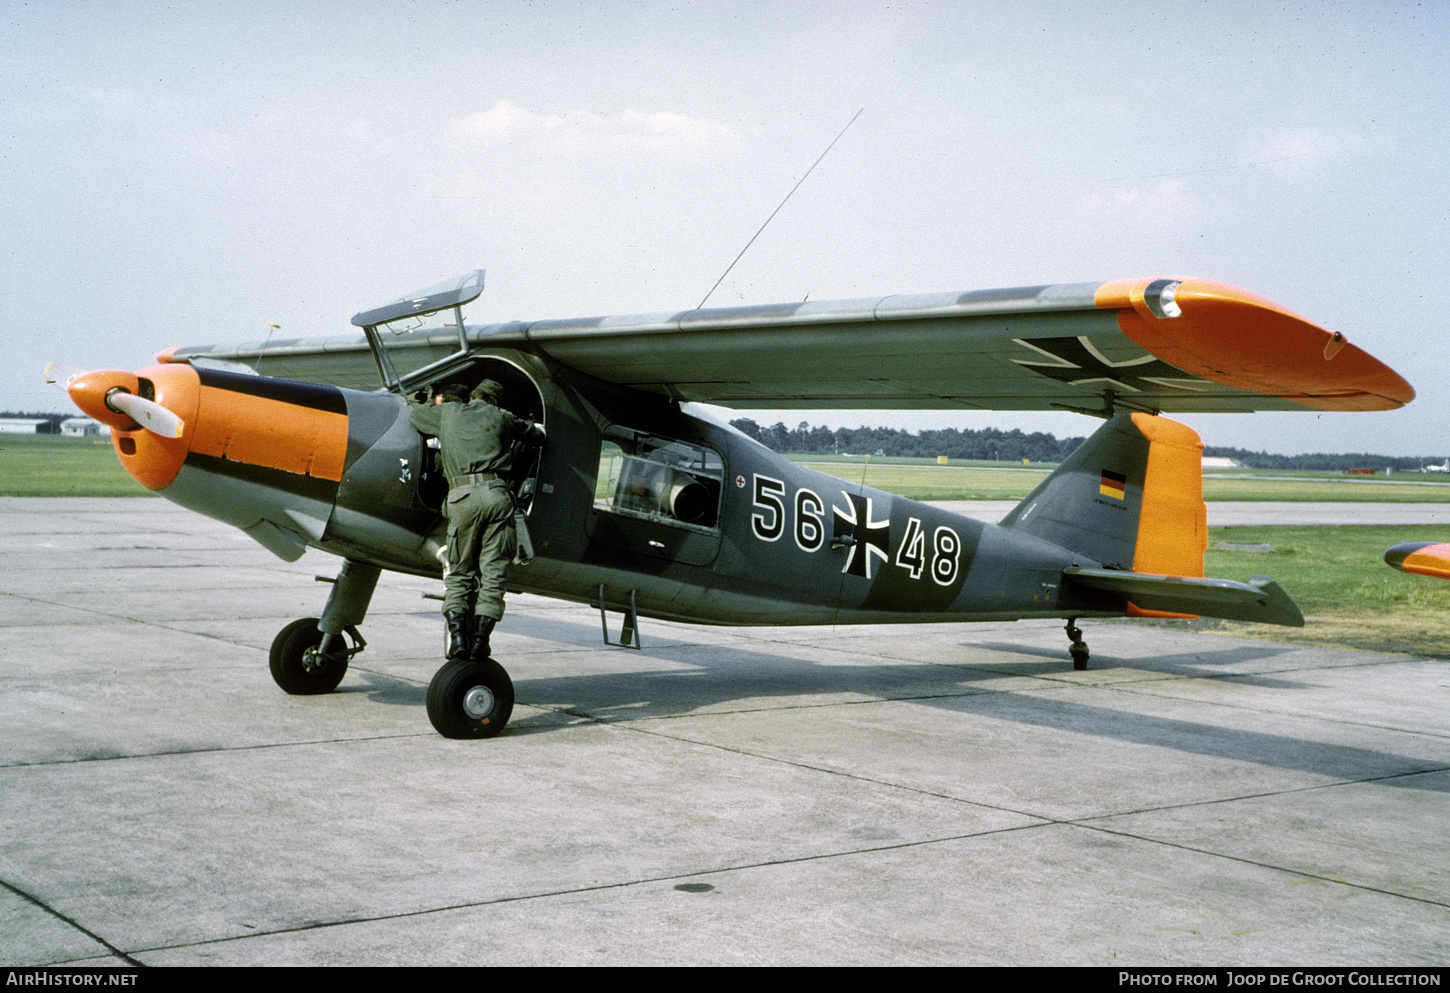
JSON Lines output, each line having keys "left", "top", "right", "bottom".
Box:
{"left": 442, "top": 479, "right": 516, "bottom": 621}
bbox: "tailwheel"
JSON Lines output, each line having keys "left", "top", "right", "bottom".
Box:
{"left": 269, "top": 618, "right": 352, "bottom": 694}
{"left": 1065, "top": 618, "right": 1090, "bottom": 671}
{"left": 427, "top": 657, "right": 514, "bottom": 739}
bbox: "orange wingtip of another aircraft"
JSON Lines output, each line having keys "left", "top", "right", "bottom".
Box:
{"left": 1096, "top": 278, "right": 1415, "bottom": 411}
{"left": 1384, "top": 542, "right": 1450, "bottom": 581}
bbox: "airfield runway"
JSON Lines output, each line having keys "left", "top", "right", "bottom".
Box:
{"left": 1, "top": 497, "right": 1447, "bottom": 967}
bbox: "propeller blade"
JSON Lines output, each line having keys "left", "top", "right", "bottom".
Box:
{"left": 43, "top": 362, "right": 84, "bottom": 391}
{"left": 105, "top": 390, "right": 185, "bottom": 439}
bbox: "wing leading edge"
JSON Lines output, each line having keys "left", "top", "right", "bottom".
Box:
{"left": 162, "top": 277, "right": 1413, "bottom": 414}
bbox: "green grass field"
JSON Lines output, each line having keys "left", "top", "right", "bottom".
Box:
{"left": 1199, "top": 525, "right": 1450, "bottom": 656}
{"left": 794, "top": 460, "right": 1049, "bottom": 500}
{"left": 1200, "top": 474, "right": 1450, "bottom": 502}
{"left": 0, "top": 434, "right": 145, "bottom": 497}
{"left": 795, "top": 457, "right": 1450, "bottom": 502}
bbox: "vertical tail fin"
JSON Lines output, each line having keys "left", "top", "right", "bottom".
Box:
{"left": 1001, "top": 410, "right": 1206, "bottom": 576}
{"left": 1008, "top": 412, "right": 1302, "bottom": 626}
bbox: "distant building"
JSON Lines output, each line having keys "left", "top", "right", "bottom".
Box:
{"left": 1201, "top": 456, "right": 1241, "bottom": 469}
{"left": 0, "top": 418, "right": 49, "bottom": 435}
{"left": 61, "top": 417, "right": 108, "bottom": 438}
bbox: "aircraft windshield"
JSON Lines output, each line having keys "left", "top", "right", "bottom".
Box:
{"left": 352, "top": 270, "right": 485, "bottom": 393}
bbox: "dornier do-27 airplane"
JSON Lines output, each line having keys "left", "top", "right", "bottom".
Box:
{"left": 53, "top": 271, "right": 1413, "bottom": 738}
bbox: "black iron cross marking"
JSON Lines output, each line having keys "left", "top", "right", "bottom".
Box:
{"left": 833, "top": 493, "right": 890, "bottom": 579}
{"left": 1013, "top": 337, "right": 1204, "bottom": 394}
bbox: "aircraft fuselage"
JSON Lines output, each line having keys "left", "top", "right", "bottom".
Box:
{"left": 86, "top": 349, "right": 1118, "bottom": 633}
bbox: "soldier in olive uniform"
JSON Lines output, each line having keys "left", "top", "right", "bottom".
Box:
{"left": 410, "top": 380, "right": 544, "bottom": 662}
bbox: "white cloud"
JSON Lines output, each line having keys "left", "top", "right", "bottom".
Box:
{"left": 451, "top": 100, "right": 740, "bottom": 159}
{"left": 1067, "top": 179, "right": 1197, "bottom": 233}
{"left": 456, "top": 99, "right": 545, "bottom": 140}
{"left": 1244, "top": 123, "right": 1394, "bottom": 171}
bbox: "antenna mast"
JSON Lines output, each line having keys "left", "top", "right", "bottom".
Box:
{"left": 697, "top": 108, "right": 864, "bottom": 310}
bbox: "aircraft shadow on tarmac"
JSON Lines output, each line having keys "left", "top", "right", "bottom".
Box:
{"left": 970, "top": 638, "right": 1312, "bottom": 688}
{"left": 361, "top": 609, "right": 1445, "bottom": 794}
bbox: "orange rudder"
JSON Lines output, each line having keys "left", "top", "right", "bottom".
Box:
{"left": 1125, "top": 412, "right": 1206, "bottom": 618}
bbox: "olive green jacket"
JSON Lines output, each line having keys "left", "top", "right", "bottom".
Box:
{"left": 409, "top": 400, "right": 539, "bottom": 480}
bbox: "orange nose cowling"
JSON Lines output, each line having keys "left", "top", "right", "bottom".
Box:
{"left": 68, "top": 365, "right": 199, "bottom": 491}
{"left": 66, "top": 369, "right": 142, "bottom": 431}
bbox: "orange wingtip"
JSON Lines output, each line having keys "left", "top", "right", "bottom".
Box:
{"left": 1384, "top": 542, "right": 1450, "bottom": 581}
{"left": 1096, "top": 278, "right": 1414, "bottom": 411}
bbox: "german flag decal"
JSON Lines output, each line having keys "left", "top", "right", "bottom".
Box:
{"left": 1100, "top": 469, "right": 1127, "bottom": 500}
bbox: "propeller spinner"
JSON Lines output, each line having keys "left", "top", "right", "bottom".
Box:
{"left": 46, "top": 363, "right": 186, "bottom": 439}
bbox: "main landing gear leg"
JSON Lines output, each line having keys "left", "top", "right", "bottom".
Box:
{"left": 1065, "top": 618, "right": 1090, "bottom": 671}
{"left": 269, "top": 560, "right": 378, "bottom": 695}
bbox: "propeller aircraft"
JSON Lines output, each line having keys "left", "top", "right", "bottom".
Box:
{"left": 51, "top": 271, "right": 1414, "bottom": 738}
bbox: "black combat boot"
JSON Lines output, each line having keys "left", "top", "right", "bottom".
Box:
{"left": 469, "top": 616, "right": 496, "bottom": 661}
{"left": 445, "top": 610, "right": 471, "bottom": 661}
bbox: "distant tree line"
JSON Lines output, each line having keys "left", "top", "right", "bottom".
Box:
{"left": 730, "top": 418, "right": 1441, "bottom": 470}
{"left": 729, "top": 419, "right": 1085, "bottom": 463}
{"left": 1199, "top": 445, "right": 1441, "bottom": 472}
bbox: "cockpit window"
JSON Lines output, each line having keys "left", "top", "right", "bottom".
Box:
{"left": 595, "top": 427, "right": 723, "bottom": 531}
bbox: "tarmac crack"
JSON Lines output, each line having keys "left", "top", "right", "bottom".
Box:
{"left": 114, "top": 824, "right": 1056, "bottom": 959}
{"left": 1071, "top": 820, "right": 1450, "bottom": 911}
{"left": 544, "top": 701, "right": 1450, "bottom": 913}
{"left": 1, "top": 876, "right": 145, "bottom": 968}
{"left": 112, "top": 789, "right": 1450, "bottom": 962}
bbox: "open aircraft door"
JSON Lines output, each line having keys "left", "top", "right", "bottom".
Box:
{"left": 351, "top": 270, "right": 548, "bottom": 518}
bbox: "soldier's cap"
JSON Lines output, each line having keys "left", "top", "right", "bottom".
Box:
{"left": 434, "top": 384, "right": 469, "bottom": 401}
{"left": 471, "top": 379, "right": 504, "bottom": 402}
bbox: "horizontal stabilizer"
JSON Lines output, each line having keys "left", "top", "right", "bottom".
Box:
{"left": 1063, "top": 567, "right": 1305, "bottom": 627}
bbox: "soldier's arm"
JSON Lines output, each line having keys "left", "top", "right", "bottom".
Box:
{"left": 409, "top": 404, "right": 442, "bottom": 436}
{"left": 502, "top": 409, "right": 546, "bottom": 445}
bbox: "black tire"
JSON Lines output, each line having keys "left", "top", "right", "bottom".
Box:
{"left": 1070, "top": 644, "right": 1090, "bottom": 671}
{"left": 426, "top": 657, "right": 514, "bottom": 739}
{"left": 269, "top": 618, "right": 349, "bottom": 695}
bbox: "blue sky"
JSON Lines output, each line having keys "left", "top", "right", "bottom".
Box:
{"left": 4, "top": 0, "right": 1446, "bottom": 455}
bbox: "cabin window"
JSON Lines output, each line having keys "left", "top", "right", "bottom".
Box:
{"left": 595, "top": 428, "right": 723, "bottom": 531}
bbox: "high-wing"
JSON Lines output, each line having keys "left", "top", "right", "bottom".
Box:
{"left": 162, "top": 277, "right": 1413, "bottom": 414}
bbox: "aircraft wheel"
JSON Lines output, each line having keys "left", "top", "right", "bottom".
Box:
{"left": 1070, "top": 644, "right": 1090, "bottom": 671}
{"left": 427, "top": 657, "right": 514, "bottom": 739}
{"left": 269, "top": 618, "right": 349, "bottom": 695}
